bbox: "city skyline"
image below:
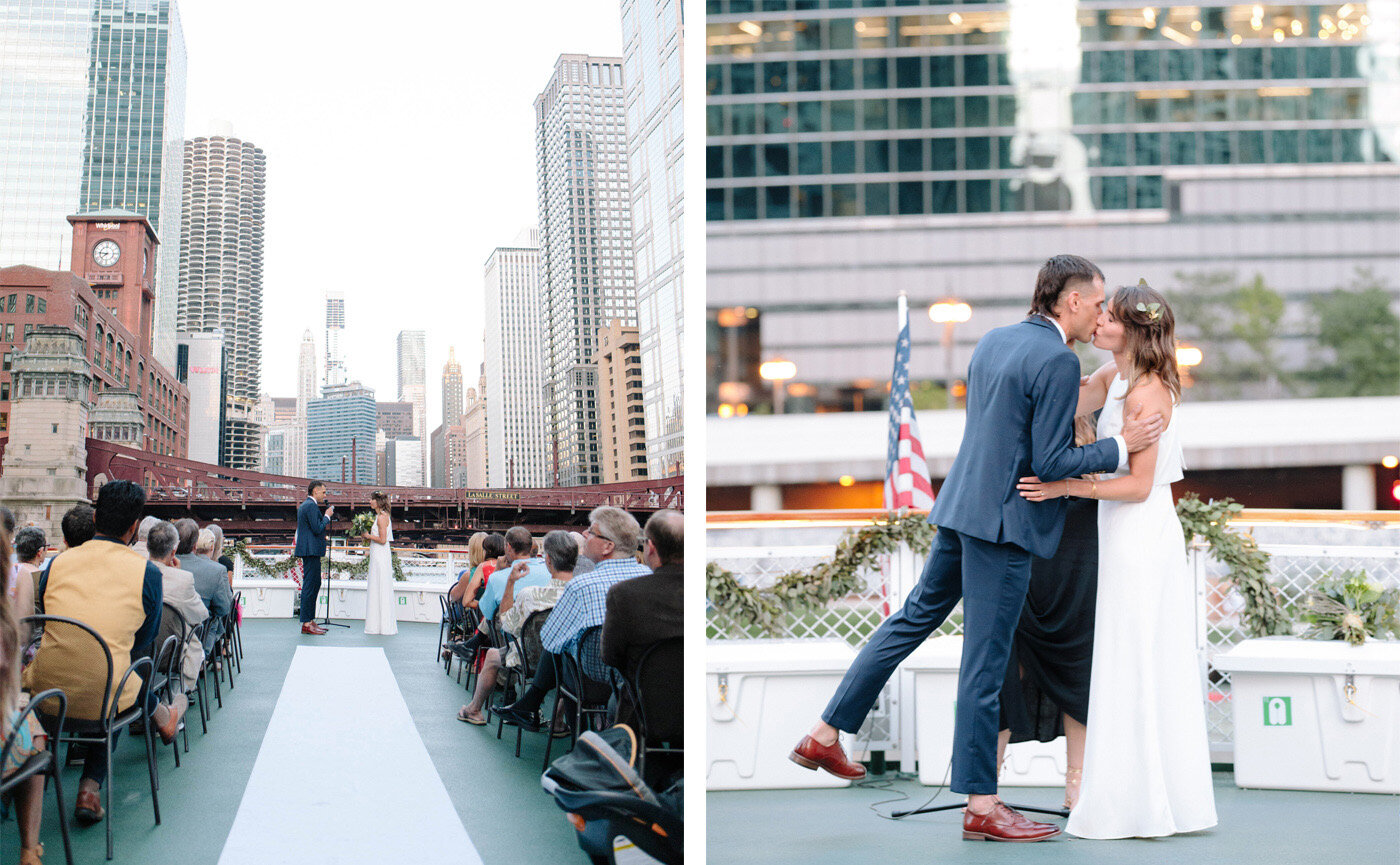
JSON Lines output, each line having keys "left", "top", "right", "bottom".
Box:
{"left": 177, "top": 0, "right": 625, "bottom": 432}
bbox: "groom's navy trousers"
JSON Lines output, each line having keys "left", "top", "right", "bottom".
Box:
{"left": 823, "top": 527, "right": 1031, "bottom": 794}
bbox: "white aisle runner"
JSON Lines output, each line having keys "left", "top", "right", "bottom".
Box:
{"left": 219, "top": 646, "right": 482, "bottom": 865}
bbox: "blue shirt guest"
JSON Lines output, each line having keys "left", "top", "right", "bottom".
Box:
{"left": 495, "top": 506, "right": 649, "bottom": 731}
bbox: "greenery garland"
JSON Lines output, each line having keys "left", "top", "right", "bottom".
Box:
{"left": 1175, "top": 494, "right": 1287, "bottom": 638}
{"left": 708, "top": 496, "right": 1285, "bottom": 639}
{"left": 230, "top": 539, "right": 406, "bottom": 582}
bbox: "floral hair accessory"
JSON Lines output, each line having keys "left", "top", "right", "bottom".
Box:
{"left": 1136, "top": 301, "right": 1162, "bottom": 321}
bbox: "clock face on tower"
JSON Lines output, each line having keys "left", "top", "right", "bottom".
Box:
{"left": 92, "top": 239, "right": 121, "bottom": 267}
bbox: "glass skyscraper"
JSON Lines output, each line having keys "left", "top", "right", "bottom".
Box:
{"left": 307, "top": 381, "right": 376, "bottom": 486}
{"left": 622, "top": 0, "right": 685, "bottom": 479}
{"left": 0, "top": 0, "right": 186, "bottom": 368}
{"left": 395, "top": 329, "right": 426, "bottom": 486}
{"left": 706, "top": 1, "right": 1400, "bottom": 407}
{"left": 536, "top": 54, "right": 635, "bottom": 487}
{"left": 484, "top": 228, "right": 550, "bottom": 488}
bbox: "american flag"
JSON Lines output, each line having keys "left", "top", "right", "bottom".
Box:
{"left": 884, "top": 295, "right": 935, "bottom": 510}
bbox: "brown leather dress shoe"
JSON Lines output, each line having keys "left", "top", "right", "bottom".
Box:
{"left": 74, "top": 789, "right": 105, "bottom": 825}
{"left": 962, "top": 802, "right": 1062, "bottom": 842}
{"left": 301, "top": 622, "right": 327, "bottom": 635}
{"left": 789, "top": 734, "right": 867, "bottom": 780}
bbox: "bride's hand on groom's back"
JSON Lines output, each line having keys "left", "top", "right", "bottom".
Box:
{"left": 1122, "top": 405, "right": 1164, "bottom": 453}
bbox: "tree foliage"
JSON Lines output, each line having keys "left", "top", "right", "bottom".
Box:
{"left": 1306, "top": 269, "right": 1400, "bottom": 397}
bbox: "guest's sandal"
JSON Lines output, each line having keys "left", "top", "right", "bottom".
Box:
{"left": 457, "top": 707, "right": 487, "bottom": 725}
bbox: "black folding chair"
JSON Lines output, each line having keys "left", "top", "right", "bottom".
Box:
{"left": 495, "top": 609, "right": 551, "bottom": 757}
{"left": 230, "top": 591, "right": 244, "bottom": 662}
{"left": 1, "top": 688, "right": 74, "bottom": 865}
{"left": 618, "top": 637, "right": 683, "bottom": 783}
{"left": 20, "top": 615, "right": 162, "bottom": 861}
{"left": 543, "top": 626, "right": 615, "bottom": 773}
{"left": 148, "top": 634, "right": 184, "bottom": 766}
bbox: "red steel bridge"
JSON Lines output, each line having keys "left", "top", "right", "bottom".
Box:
{"left": 5, "top": 438, "right": 683, "bottom": 543}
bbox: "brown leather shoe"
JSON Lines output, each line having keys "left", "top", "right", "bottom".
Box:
{"left": 74, "top": 789, "right": 105, "bottom": 825}
{"left": 154, "top": 694, "right": 187, "bottom": 744}
{"left": 962, "top": 802, "right": 1061, "bottom": 842}
{"left": 789, "top": 734, "right": 867, "bottom": 780}
{"left": 301, "top": 622, "right": 327, "bottom": 635}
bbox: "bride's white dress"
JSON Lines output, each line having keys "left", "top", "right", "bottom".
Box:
{"left": 364, "top": 520, "right": 397, "bottom": 636}
{"left": 1066, "top": 374, "right": 1217, "bottom": 839}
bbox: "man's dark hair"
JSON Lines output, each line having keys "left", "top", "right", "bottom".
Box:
{"left": 93, "top": 480, "right": 146, "bottom": 538}
{"left": 504, "top": 526, "right": 533, "bottom": 556}
{"left": 174, "top": 518, "right": 200, "bottom": 556}
{"left": 541, "top": 530, "right": 578, "bottom": 572}
{"left": 644, "top": 510, "right": 683, "bottom": 566}
{"left": 61, "top": 503, "right": 96, "bottom": 548}
{"left": 147, "top": 521, "right": 179, "bottom": 561}
{"left": 1028, "top": 254, "right": 1104, "bottom": 318}
{"left": 308, "top": 480, "right": 325, "bottom": 496}
{"left": 0, "top": 506, "right": 15, "bottom": 539}
{"left": 483, "top": 533, "right": 506, "bottom": 559}
{"left": 14, "top": 526, "right": 47, "bottom": 562}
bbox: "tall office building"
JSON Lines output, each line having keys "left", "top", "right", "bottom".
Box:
{"left": 0, "top": 0, "right": 187, "bottom": 369}
{"left": 621, "top": 0, "right": 685, "bottom": 478}
{"left": 442, "top": 345, "right": 464, "bottom": 426}
{"left": 396, "top": 329, "right": 427, "bottom": 486}
{"left": 385, "top": 437, "right": 422, "bottom": 487}
{"left": 307, "top": 381, "right": 376, "bottom": 485}
{"left": 462, "top": 382, "right": 489, "bottom": 487}
{"left": 178, "top": 133, "right": 266, "bottom": 470}
{"left": 292, "top": 329, "right": 316, "bottom": 476}
{"left": 483, "top": 228, "right": 548, "bottom": 488}
{"left": 536, "top": 55, "right": 635, "bottom": 487}
{"left": 325, "top": 291, "right": 345, "bottom": 388}
{"left": 175, "top": 331, "right": 226, "bottom": 464}
{"left": 594, "top": 320, "right": 648, "bottom": 482}
{"left": 706, "top": 1, "right": 1400, "bottom": 407}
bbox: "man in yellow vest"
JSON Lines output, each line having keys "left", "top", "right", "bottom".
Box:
{"left": 26, "top": 480, "right": 188, "bottom": 825}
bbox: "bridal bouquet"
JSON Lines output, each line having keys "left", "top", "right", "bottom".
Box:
{"left": 1301, "top": 570, "right": 1400, "bottom": 646}
{"left": 348, "top": 510, "right": 376, "bottom": 540}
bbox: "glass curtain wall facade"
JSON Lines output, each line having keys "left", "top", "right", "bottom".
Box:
{"left": 622, "top": 0, "right": 685, "bottom": 478}
{"left": 0, "top": 0, "right": 186, "bottom": 368}
{"left": 395, "top": 329, "right": 426, "bottom": 486}
{"left": 178, "top": 134, "right": 265, "bottom": 470}
{"left": 307, "top": 382, "right": 376, "bottom": 485}
{"left": 536, "top": 54, "right": 634, "bottom": 488}
{"left": 484, "top": 231, "right": 550, "bottom": 488}
{"left": 706, "top": 1, "right": 1400, "bottom": 407}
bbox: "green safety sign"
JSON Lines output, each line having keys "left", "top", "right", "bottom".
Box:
{"left": 1263, "top": 696, "right": 1292, "bottom": 726}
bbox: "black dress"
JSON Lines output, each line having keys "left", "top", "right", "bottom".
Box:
{"left": 1000, "top": 496, "right": 1097, "bottom": 742}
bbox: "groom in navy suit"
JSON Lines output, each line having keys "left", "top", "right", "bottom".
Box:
{"left": 295, "top": 480, "right": 334, "bottom": 635}
{"left": 790, "top": 255, "right": 1164, "bottom": 841}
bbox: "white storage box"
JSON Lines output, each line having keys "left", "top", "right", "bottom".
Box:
{"left": 903, "top": 636, "right": 1067, "bottom": 787}
{"left": 707, "top": 639, "right": 856, "bottom": 790}
{"left": 234, "top": 578, "right": 298, "bottom": 618}
{"left": 1215, "top": 637, "right": 1400, "bottom": 793}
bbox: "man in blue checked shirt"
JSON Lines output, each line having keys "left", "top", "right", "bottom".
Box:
{"left": 493, "top": 506, "right": 649, "bottom": 731}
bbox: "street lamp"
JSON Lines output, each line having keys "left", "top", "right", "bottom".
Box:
{"left": 1176, "top": 343, "right": 1203, "bottom": 387}
{"left": 759, "top": 358, "right": 797, "bottom": 414}
{"left": 928, "top": 300, "right": 972, "bottom": 409}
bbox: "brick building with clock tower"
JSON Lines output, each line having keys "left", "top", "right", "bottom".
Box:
{"left": 0, "top": 210, "right": 189, "bottom": 457}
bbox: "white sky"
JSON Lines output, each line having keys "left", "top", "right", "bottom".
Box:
{"left": 178, "top": 0, "right": 624, "bottom": 430}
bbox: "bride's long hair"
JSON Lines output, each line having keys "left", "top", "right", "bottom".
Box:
{"left": 370, "top": 491, "right": 389, "bottom": 514}
{"left": 1111, "top": 281, "right": 1181, "bottom": 404}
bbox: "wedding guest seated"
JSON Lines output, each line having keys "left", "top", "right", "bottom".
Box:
{"left": 459, "top": 533, "right": 505, "bottom": 612}
{"left": 450, "top": 529, "right": 547, "bottom": 660}
{"left": 457, "top": 530, "right": 577, "bottom": 726}
{"left": 603, "top": 509, "right": 683, "bottom": 725}
{"left": 207, "top": 523, "right": 235, "bottom": 586}
{"left": 495, "top": 507, "right": 648, "bottom": 730}
{"left": 3, "top": 525, "right": 49, "bottom": 865}
{"left": 145, "top": 520, "right": 209, "bottom": 691}
{"left": 25, "top": 480, "right": 187, "bottom": 825}
{"left": 174, "top": 520, "right": 233, "bottom": 653}
{"left": 130, "top": 515, "right": 161, "bottom": 558}
{"left": 13, "top": 526, "right": 47, "bottom": 612}
{"left": 59, "top": 503, "right": 96, "bottom": 551}
{"left": 569, "top": 531, "right": 597, "bottom": 575}
{"left": 447, "top": 532, "right": 488, "bottom": 608}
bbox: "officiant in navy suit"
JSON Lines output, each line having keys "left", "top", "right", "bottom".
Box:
{"left": 789, "top": 255, "right": 1165, "bottom": 842}
{"left": 296, "top": 480, "right": 334, "bottom": 635}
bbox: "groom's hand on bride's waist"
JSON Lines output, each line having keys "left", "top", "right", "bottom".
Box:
{"left": 1122, "top": 406, "right": 1165, "bottom": 453}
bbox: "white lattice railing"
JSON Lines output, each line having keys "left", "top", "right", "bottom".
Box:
{"left": 707, "top": 510, "right": 1400, "bottom": 761}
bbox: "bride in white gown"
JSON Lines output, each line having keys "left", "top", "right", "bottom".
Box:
{"left": 1018, "top": 281, "right": 1216, "bottom": 839}
{"left": 361, "top": 491, "right": 398, "bottom": 636}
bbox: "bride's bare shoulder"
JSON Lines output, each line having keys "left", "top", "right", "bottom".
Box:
{"left": 1126, "top": 373, "right": 1174, "bottom": 416}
